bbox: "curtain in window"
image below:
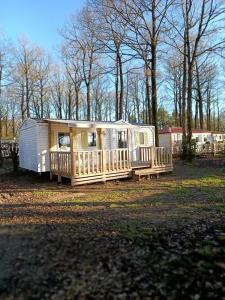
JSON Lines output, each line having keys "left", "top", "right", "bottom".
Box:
{"left": 81, "top": 131, "right": 88, "bottom": 149}
{"left": 134, "top": 131, "right": 139, "bottom": 146}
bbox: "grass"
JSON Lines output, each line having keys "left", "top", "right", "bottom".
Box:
{"left": 197, "top": 244, "right": 214, "bottom": 257}
{"left": 113, "top": 223, "right": 158, "bottom": 241}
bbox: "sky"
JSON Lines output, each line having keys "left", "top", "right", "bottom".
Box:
{"left": 0, "top": 0, "right": 85, "bottom": 53}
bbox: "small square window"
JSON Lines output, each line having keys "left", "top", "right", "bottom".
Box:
{"left": 139, "top": 132, "right": 145, "bottom": 145}
{"left": 118, "top": 131, "right": 127, "bottom": 148}
{"left": 88, "top": 132, "right": 97, "bottom": 147}
{"left": 58, "top": 133, "right": 70, "bottom": 148}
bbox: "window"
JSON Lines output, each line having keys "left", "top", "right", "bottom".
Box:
{"left": 139, "top": 132, "right": 145, "bottom": 145}
{"left": 118, "top": 131, "right": 127, "bottom": 148}
{"left": 88, "top": 132, "right": 97, "bottom": 147}
{"left": 196, "top": 137, "right": 199, "bottom": 142}
{"left": 58, "top": 133, "right": 70, "bottom": 148}
{"left": 204, "top": 137, "right": 207, "bottom": 142}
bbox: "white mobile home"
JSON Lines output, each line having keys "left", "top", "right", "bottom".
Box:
{"left": 159, "top": 126, "right": 212, "bottom": 148}
{"left": 211, "top": 132, "right": 225, "bottom": 143}
{"left": 158, "top": 126, "right": 225, "bottom": 155}
{"left": 19, "top": 119, "right": 172, "bottom": 185}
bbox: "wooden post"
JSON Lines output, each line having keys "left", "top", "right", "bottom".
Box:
{"left": 70, "top": 128, "right": 75, "bottom": 186}
{"left": 48, "top": 122, "right": 53, "bottom": 180}
{"left": 150, "top": 147, "right": 155, "bottom": 168}
{"left": 57, "top": 152, "right": 62, "bottom": 183}
{"left": 127, "top": 128, "right": 131, "bottom": 168}
{"left": 100, "top": 128, "right": 106, "bottom": 180}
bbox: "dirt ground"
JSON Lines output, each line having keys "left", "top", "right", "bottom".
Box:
{"left": 0, "top": 160, "right": 225, "bottom": 299}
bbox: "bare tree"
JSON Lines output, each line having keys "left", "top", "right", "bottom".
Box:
{"left": 12, "top": 38, "right": 41, "bottom": 119}
{"left": 104, "top": 0, "right": 175, "bottom": 145}
{"left": 32, "top": 49, "right": 51, "bottom": 118}
{"left": 60, "top": 5, "right": 102, "bottom": 120}
{"left": 171, "top": 0, "right": 225, "bottom": 159}
{"left": 61, "top": 45, "right": 83, "bottom": 120}
{"left": 51, "top": 65, "right": 64, "bottom": 119}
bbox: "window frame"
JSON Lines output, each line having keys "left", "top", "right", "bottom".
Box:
{"left": 117, "top": 130, "right": 127, "bottom": 149}
{"left": 139, "top": 132, "right": 145, "bottom": 145}
{"left": 88, "top": 132, "right": 97, "bottom": 147}
{"left": 58, "top": 132, "right": 70, "bottom": 149}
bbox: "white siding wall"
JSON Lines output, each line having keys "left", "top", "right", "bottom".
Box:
{"left": 19, "top": 120, "right": 50, "bottom": 173}
{"left": 192, "top": 133, "right": 211, "bottom": 144}
{"left": 19, "top": 119, "right": 38, "bottom": 172}
{"left": 131, "top": 126, "right": 155, "bottom": 161}
{"left": 37, "top": 124, "right": 50, "bottom": 172}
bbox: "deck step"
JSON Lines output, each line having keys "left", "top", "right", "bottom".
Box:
{"left": 132, "top": 165, "right": 173, "bottom": 180}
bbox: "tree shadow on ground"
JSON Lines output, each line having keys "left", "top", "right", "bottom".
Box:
{"left": 1, "top": 161, "right": 225, "bottom": 299}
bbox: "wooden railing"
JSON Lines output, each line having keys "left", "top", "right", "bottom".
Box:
{"left": 73, "top": 150, "right": 103, "bottom": 176}
{"left": 170, "top": 142, "right": 225, "bottom": 156}
{"left": 195, "top": 144, "right": 212, "bottom": 154}
{"left": 172, "top": 145, "right": 182, "bottom": 156}
{"left": 195, "top": 143, "right": 225, "bottom": 155}
{"left": 50, "top": 151, "right": 71, "bottom": 178}
{"left": 50, "top": 148, "right": 131, "bottom": 179}
{"left": 139, "top": 146, "right": 172, "bottom": 168}
{"left": 105, "top": 148, "right": 130, "bottom": 172}
{"left": 214, "top": 143, "right": 225, "bottom": 153}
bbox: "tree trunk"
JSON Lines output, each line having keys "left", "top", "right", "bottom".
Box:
{"left": 21, "top": 85, "right": 26, "bottom": 121}
{"left": 75, "top": 88, "right": 80, "bottom": 120}
{"left": 118, "top": 53, "right": 124, "bottom": 120}
{"left": 196, "top": 63, "right": 204, "bottom": 129}
{"left": 181, "top": 30, "right": 187, "bottom": 159}
{"left": 194, "top": 97, "right": 199, "bottom": 129}
{"left": 217, "top": 97, "right": 220, "bottom": 131}
{"left": 115, "top": 52, "right": 119, "bottom": 120}
{"left": 151, "top": 0, "right": 158, "bottom": 146}
{"left": 206, "top": 85, "right": 211, "bottom": 131}
{"left": 145, "top": 59, "right": 151, "bottom": 125}
{"left": 25, "top": 76, "right": 30, "bottom": 118}
{"left": 186, "top": 64, "right": 193, "bottom": 160}
{"left": 87, "top": 82, "right": 91, "bottom": 121}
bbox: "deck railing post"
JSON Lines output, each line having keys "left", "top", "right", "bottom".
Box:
{"left": 169, "top": 147, "right": 172, "bottom": 166}
{"left": 128, "top": 148, "right": 131, "bottom": 169}
{"left": 70, "top": 128, "right": 75, "bottom": 186}
{"left": 49, "top": 152, "right": 53, "bottom": 180}
{"left": 150, "top": 147, "right": 154, "bottom": 168}
{"left": 57, "top": 152, "right": 62, "bottom": 183}
{"left": 139, "top": 147, "right": 142, "bottom": 161}
{"left": 102, "top": 150, "right": 106, "bottom": 181}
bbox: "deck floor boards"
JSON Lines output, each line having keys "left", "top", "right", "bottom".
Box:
{"left": 131, "top": 161, "right": 150, "bottom": 169}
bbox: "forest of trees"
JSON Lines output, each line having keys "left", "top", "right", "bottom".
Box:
{"left": 0, "top": 0, "right": 225, "bottom": 158}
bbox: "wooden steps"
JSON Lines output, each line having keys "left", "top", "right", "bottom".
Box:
{"left": 132, "top": 165, "right": 173, "bottom": 181}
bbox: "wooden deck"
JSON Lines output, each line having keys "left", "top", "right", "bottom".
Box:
{"left": 131, "top": 161, "right": 150, "bottom": 169}
{"left": 50, "top": 147, "right": 173, "bottom": 186}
